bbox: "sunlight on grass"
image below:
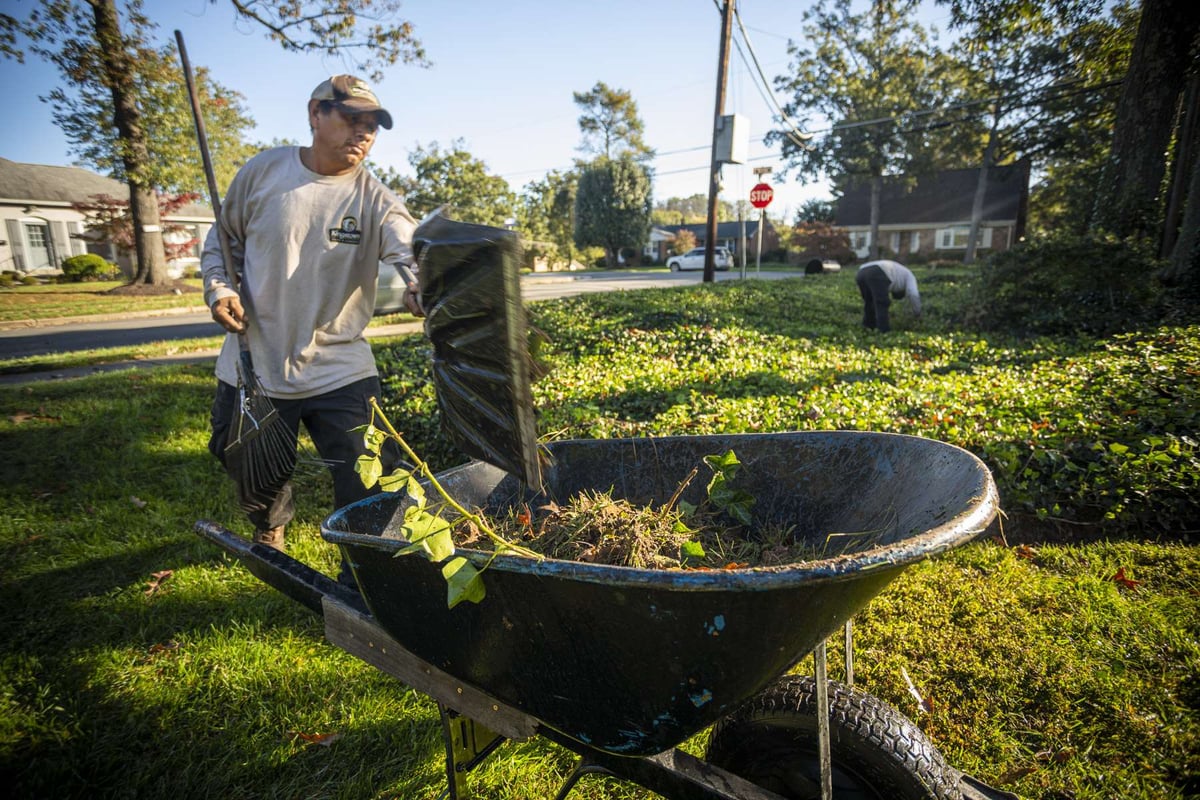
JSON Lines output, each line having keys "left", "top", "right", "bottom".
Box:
{"left": 1, "top": 275, "right": 1197, "bottom": 800}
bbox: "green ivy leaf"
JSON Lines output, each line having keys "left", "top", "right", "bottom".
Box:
{"left": 443, "top": 557, "right": 486, "bottom": 607}
{"left": 378, "top": 468, "right": 411, "bottom": 492}
{"left": 362, "top": 423, "right": 387, "bottom": 455}
{"left": 406, "top": 475, "right": 426, "bottom": 507}
{"left": 404, "top": 511, "right": 450, "bottom": 547}
{"left": 681, "top": 540, "right": 706, "bottom": 561}
{"left": 355, "top": 454, "right": 382, "bottom": 488}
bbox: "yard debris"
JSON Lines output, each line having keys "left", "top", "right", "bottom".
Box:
{"left": 144, "top": 570, "right": 172, "bottom": 596}
{"left": 1110, "top": 566, "right": 1141, "bottom": 590}
{"left": 900, "top": 666, "right": 933, "bottom": 714}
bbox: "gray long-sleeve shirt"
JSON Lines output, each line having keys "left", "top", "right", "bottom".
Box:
{"left": 202, "top": 147, "right": 416, "bottom": 398}
{"left": 858, "top": 260, "right": 921, "bottom": 315}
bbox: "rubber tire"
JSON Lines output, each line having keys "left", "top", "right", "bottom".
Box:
{"left": 669, "top": 262, "right": 680, "bottom": 271}
{"left": 706, "top": 675, "right": 960, "bottom": 800}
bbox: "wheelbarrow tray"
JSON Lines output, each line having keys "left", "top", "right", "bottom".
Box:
{"left": 322, "top": 431, "right": 998, "bottom": 757}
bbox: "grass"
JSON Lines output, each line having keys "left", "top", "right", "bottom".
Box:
{"left": 0, "top": 280, "right": 207, "bottom": 322}
{"left": 1, "top": 269, "right": 1197, "bottom": 799}
{"left": 0, "top": 280, "right": 421, "bottom": 375}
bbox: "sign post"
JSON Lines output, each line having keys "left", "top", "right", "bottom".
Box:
{"left": 749, "top": 170, "right": 774, "bottom": 276}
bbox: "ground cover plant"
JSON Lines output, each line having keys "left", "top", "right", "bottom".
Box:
{"left": 1, "top": 268, "right": 1197, "bottom": 799}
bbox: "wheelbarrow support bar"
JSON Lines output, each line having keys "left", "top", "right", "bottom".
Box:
{"left": 194, "top": 520, "right": 365, "bottom": 615}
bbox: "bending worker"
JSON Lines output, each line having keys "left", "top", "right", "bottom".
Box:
{"left": 856, "top": 259, "right": 921, "bottom": 333}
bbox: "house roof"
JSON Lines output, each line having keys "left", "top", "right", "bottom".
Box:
{"left": 658, "top": 220, "right": 775, "bottom": 239}
{"left": 834, "top": 162, "right": 1029, "bottom": 227}
{"left": 0, "top": 157, "right": 131, "bottom": 205}
{"left": 0, "top": 157, "right": 214, "bottom": 219}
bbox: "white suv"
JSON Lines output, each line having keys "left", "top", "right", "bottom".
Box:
{"left": 666, "top": 247, "right": 732, "bottom": 272}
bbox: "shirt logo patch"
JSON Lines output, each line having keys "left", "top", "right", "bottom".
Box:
{"left": 329, "top": 216, "right": 362, "bottom": 245}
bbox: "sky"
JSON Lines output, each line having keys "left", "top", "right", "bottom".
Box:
{"left": 0, "top": 0, "right": 951, "bottom": 223}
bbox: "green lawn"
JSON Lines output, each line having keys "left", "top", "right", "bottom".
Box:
{"left": 0, "top": 280, "right": 207, "bottom": 322}
{"left": 1, "top": 270, "right": 1196, "bottom": 799}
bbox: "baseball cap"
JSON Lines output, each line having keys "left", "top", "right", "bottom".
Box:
{"left": 310, "top": 75, "right": 393, "bottom": 130}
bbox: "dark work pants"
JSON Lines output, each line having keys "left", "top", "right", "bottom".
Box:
{"left": 856, "top": 264, "right": 893, "bottom": 333}
{"left": 208, "top": 375, "right": 401, "bottom": 532}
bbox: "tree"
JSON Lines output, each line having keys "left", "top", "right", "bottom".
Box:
{"left": 790, "top": 221, "right": 853, "bottom": 263}
{"left": 795, "top": 198, "right": 836, "bottom": 224}
{"left": 47, "top": 41, "right": 257, "bottom": 197}
{"left": 1026, "top": 3, "right": 1138, "bottom": 237}
{"left": 72, "top": 192, "right": 202, "bottom": 262}
{"left": 2, "top": 0, "right": 426, "bottom": 288}
{"left": 380, "top": 140, "right": 516, "bottom": 227}
{"left": 652, "top": 195, "right": 734, "bottom": 225}
{"left": 670, "top": 228, "right": 697, "bottom": 257}
{"left": 574, "top": 156, "right": 653, "bottom": 268}
{"left": 773, "top": 0, "right": 949, "bottom": 260}
{"left": 1092, "top": 0, "right": 1199, "bottom": 260}
{"left": 938, "top": 0, "right": 1109, "bottom": 262}
{"left": 573, "top": 81, "right": 655, "bottom": 163}
{"left": 518, "top": 170, "right": 579, "bottom": 269}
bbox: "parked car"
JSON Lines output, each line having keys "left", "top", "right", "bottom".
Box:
{"left": 666, "top": 247, "right": 732, "bottom": 272}
{"left": 374, "top": 263, "right": 411, "bottom": 315}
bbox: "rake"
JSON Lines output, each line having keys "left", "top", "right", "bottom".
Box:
{"left": 177, "top": 31, "right": 299, "bottom": 513}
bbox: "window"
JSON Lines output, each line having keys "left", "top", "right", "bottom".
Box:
{"left": 23, "top": 221, "right": 53, "bottom": 270}
{"left": 849, "top": 231, "right": 870, "bottom": 255}
{"left": 911, "top": 231, "right": 920, "bottom": 253}
{"left": 889, "top": 232, "right": 901, "bottom": 254}
{"left": 936, "top": 226, "right": 992, "bottom": 249}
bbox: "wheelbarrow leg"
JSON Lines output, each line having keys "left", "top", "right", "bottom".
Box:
{"left": 439, "top": 705, "right": 506, "bottom": 800}
{"left": 814, "top": 640, "right": 833, "bottom": 800}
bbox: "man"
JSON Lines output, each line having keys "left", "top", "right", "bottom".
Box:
{"left": 202, "top": 75, "right": 420, "bottom": 581}
{"left": 856, "top": 259, "right": 921, "bottom": 333}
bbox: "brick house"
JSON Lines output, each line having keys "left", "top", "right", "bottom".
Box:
{"left": 834, "top": 162, "right": 1030, "bottom": 261}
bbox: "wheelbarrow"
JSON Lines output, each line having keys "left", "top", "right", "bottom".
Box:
{"left": 196, "top": 430, "right": 1016, "bottom": 800}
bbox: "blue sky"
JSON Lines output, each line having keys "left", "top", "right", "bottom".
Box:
{"left": 0, "top": 0, "right": 950, "bottom": 221}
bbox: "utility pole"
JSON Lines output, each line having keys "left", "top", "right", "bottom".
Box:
{"left": 703, "top": 0, "right": 735, "bottom": 284}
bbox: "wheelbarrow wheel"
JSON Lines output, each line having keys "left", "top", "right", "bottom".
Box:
{"left": 706, "top": 675, "right": 959, "bottom": 800}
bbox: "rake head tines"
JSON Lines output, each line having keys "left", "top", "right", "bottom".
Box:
{"left": 225, "top": 355, "right": 298, "bottom": 513}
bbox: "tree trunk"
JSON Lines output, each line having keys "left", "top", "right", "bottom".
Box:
{"left": 1163, "top": 146, "right": 1200, "bottom": 292}
{"left": 1162, "top": 73, "right": 1200, "bottom": 263}
{"left": 868, "top": 174, "right": 881, "bottom": 261}
{"left": 1093, "top": 0, "right": 1197, "bottom": 241}
{"left": 90, "top": 0, "right": 168, "bottom": 285}
{"left": 965, "top": 134, "right": 998, "bottom": 265}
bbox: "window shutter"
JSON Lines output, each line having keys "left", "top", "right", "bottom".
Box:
{"left": 50, "top": 221, "right": 70, "bottom": 267}
{"left": 4, "top": 219, "right": 25, "bottom": 271}
{"left": 68, "top": 221, "right": 87, "bottom": 256}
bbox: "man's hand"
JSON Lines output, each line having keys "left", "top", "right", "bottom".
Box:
{"left": 211, "top": 295, "right": 246, "bottom": 333}
{"left": 403, "top": 284, "right": 425, "bottom": 317}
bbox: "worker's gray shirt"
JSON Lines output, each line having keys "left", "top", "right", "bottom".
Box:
{"left": 859, "top": 260, "right": 921, "bottom": 315}
{"left": 202, "top": 147, "right": 416, "bottom": 398}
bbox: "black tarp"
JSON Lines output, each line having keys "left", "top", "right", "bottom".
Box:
{"left": 413, "top": 213, "right": 542, "bottom": 491}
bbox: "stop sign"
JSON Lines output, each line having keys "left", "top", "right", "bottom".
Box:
{"left": 750, "top": 182, "right": 774, "bottom": 209}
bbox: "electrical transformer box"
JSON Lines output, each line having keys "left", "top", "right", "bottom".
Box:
{"left": 715, "top": 114, "right": 748, "bottom": 164}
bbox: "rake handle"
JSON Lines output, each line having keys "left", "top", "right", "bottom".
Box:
{"left": 176, "top": 30, "right": 250, "bottom": 352}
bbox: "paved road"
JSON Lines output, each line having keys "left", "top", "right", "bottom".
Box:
{"left": 0, "top": 269, "right": 803, "bottom": 363}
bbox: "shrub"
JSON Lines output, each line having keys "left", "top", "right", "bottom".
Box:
{"left": 961, "top": 235, "right": 1163, "bottom": 337}
{"left": 61, "top": 253, "right": 114, "bottom": 282}
{"left": 20, "top": 275, "right": 40, "bottom": 285}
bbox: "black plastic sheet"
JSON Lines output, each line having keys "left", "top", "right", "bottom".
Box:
{"left": 413, "top": 213, "right": 542, "bottom": 490}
